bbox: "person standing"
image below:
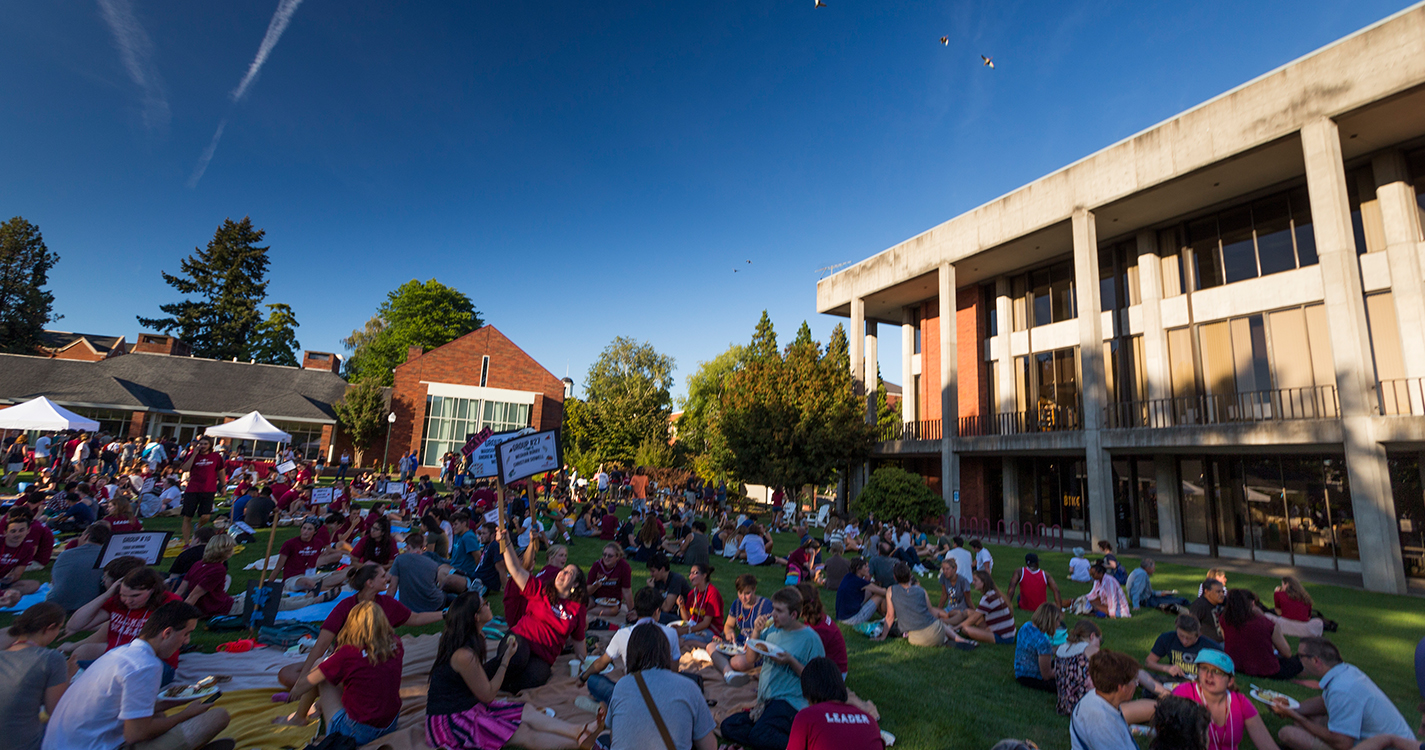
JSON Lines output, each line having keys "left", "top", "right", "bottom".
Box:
{"left": 33, "top": 433, "right": 51, "bottom": 471}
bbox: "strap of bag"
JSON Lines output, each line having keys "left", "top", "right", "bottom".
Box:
{"left": 634, "top": 672, "right": 678, "bottom": 750}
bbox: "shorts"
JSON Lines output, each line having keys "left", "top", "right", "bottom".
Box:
{"left": 5, "top": 463, "right": 22, "bottom": 473}
{"left": 906, "top": 621, "right": 947, "bottom": 647}
{"left": 329, "top": 709, "right": 398, "bottom": 745}
{"left": 181, "top": 492, "right": 215, "bottom": 518}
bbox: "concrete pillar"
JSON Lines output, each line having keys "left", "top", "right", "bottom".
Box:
{"left": 940, "top": 262, "right": 960, "bottom": 516}
{"left": 865, "top": 320, "right": 879, "bottom": 426}
{"left": 850, "top": 296, "right": 865, "bottom": 396}
{"left": 1302, "top": 116, "right": 1407, "bottom": 594}
{"left": 1136, "top": 231, "right": 1173, "bottom": 404}
{"left": 1154, "top": 454, "right": 1184, "bottom": 554}
{"left": 1373, "top": 150, "right": 1425, "bottom": 404}
{"left": 1073, "top": 208, "right": 1116, "bottom": 547}
{"left": 902, "top": 308, "right": 916, "bottom": 426}
{"left": 995, "top": 277, "right": 1016, "bottom": 416}
{"left": 1002, "top": 457, "right": 1020, "bottom": 526}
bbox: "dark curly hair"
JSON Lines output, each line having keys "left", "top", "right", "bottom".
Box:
{"left": 1150, "top": 695, "right": 1210, "bottom": 750}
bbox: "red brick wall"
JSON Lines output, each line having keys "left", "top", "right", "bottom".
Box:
{"left": 920, "top": 301, "right": 941, "bottom": 421}
{"left": 390, "top": 326, "right": 565, "bottom": 472}
{"left": 959, "top": 456, "right": 987, "bottom": 519}
{"left": 957, "top": 286, "right": 991, "bottom": 421}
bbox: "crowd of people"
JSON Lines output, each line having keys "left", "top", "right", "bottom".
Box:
{"left": 0, "top": 439, "right": 1420, "bottom": 750}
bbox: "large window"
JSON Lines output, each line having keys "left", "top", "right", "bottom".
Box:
{"left": 1098, "top": 241, "right": 1141, "bottom": 311}
{"left": 1167, "top": 186, "right": 1317, "bottom": 290}
{"left": 421, "top": 395, "right": 531, "bottom": 466}
{"left": 1017, "top": 457, "right": 1089, "bottom": 532}
{"left": 1008, "top": 259, "right": 1076, "bottom": 330}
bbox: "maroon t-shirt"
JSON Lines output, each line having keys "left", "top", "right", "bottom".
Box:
{"left": 352, "top": 536, "right": 394, "bottom": 566}
{"left": 104, "top": 515, "right": 143, "bottom": 533}
{"left": 276, "top": 489, "right": 302, "bottom": 511}
{"left": 322, "top": 594, "right": 411, "bottom": 635}
{"left": 1221, "top": 615, "right": 1281, "bottom": 677}
{"left": 25, "top": 522, "right": 53, "bottom": 566}
{"left": 186, "top": 452, "right": 223, "bottom": 493}
{"left": 104, "top": 591, "right": 183, "bottom": 667}
{"left": 786, "top": 701, "right": 881, "bottom": 750}
{"left": 184, "top": 561, "right": 232, "bottom": 617}
{"left": 319, "top": 641, "right": 405, "bottom": 727}
{"left": 0, "top": 540, "right": 36, "bottom": 578}
{"left": 280, "top": 536, "right": 324, "bottom": 580}
{"left": 810, "top": 614, "right": 848, "bottom": 674}
{"left": 599, "top": 514, "right": 619, "bottom": 540}
{"left": 511, "top": 576, "right": 586, "bottom": 665}
{"left": 587, "top": 557, "right": 631, "bottom": 601}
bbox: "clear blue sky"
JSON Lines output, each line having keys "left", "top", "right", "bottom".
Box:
{"left": 1, "top": 1, "right": 1413, "bottom": 400}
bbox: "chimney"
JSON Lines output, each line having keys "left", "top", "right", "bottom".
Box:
{"left": 133, "top": 334, "right": 191, "bottom": 357}
{"left": 302, "top": 350, "right": 341, "bottom": 373}
{"left": 407, "top": 346, "right": 424, "bottom": 362}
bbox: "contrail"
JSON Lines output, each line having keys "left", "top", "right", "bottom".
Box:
{"left": 190, "top": 0, "right": 304, "bottom": 187}
{"left": 96, "top": 0, "right": 170, "bottom": 132}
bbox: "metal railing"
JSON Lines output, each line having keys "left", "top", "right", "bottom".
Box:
{"left": 878, "top": 419, "right": 943, "bottom": 442}
{"left": 943, "top": 515, "right": 1067, "bottom": 552}
{"left": 1103, "top": 386, "right": 1339, "bottom": 429}
{"left": 1378, "top": 378, "right": 1425, "bottom": 416}
{"left": 959, "top": 402, "right": 1083, "bottom": 437}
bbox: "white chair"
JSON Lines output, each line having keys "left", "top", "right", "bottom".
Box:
{"left": 809, "top": 503, "right": 831, "bottom": 528}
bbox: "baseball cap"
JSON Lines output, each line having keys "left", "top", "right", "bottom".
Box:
{"left": 1194, "top": 649, "right": 1234, "bottom": 675}
{"left": 1025, "top": 553, "right": 1039, "bottom": 566}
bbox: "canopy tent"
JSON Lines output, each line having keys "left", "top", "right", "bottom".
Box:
{"left": 203, "top": 411, "right": 292, "bottom": 443}
{"left": 0, "top": 396, "right": 100, "bottom": 431}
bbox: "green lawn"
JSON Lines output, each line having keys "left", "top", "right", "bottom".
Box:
{"left": 5, "top": 488, "right": 1423, "bottom": 750}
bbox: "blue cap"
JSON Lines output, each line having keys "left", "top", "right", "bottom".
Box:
{"left": 1194, "top": 649, "right": 1234, "bottom": 675}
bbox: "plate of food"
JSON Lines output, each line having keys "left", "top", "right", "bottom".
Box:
{"left": 581, "top": 656, "right": 615, "bottom": 675}
{"left": 161, "top": 677, "right": 221, "bottom": 703}
{"left": 714, "top": 642, "right": 746, "bottom": 656}
{"left": 1249, "top": 686, "right": 1300, "bottom": 710}
{"left": 746, "top": 639, "right": 784, "bottom": 657}
{"left": 594, "top": 597, "right": 621, "bottom": 608}
{"left": 668, "top": 620, "right": 690, "bottom": 628}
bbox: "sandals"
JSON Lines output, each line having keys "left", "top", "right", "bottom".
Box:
{"left": 577, "top": 704, "right": 607, "bottom": 750}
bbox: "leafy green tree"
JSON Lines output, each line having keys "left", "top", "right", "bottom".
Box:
{"left": 0, "top": 217, "right": 60, "bottom": 355}
{"left": 564, "top": 337, "right": 675, "bottom": 466}
{"left": 138, "top": 217, "right": 272, "bottom": 361}
{"left": 852, "top": 466, "right": 945, "bottom": 524}
{"left": 633, "top": 436, "right": 677, "bottom": 469}
{"left": 342, "top": 279, "right": 482, "bottom": 385}
{"left": 332, "top": 378, "right": 387, "bottom": 466}
{"left": 250, "top": 303, "right": 301, "bottom": 366}
{"left": 677, "top": 344, "right": 746, "bottom": 481}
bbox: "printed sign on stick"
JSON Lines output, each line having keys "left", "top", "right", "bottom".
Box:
{"left": 468, "top": 428, "right": 536, "bottom": 478}
{"left": 462, "top": 427, "right": 494, "bottom": 457}
{"left": 310, "top": 487, "right": 335, "bottom": 506}
{"left": 495, "top": 429, "right": 561, "bottom": 485}
{"left": 95, "top": 531, "right": 174, "bottom": 568}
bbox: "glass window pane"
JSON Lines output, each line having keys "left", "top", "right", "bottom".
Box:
{"left": 483, "top": 401, "right": 495, "bottom": 422}
{"left": 1218, "top": 207, "right": 1257, "bottom": 284}
{"left": 1031, "top": 269, "right": 1052, "bottom": 327}
{"left": 1051, "top": 262, "right": 1076, "bottom": 322}
{"left": 1289, "top": 187, "right": 1318, "bottom": 266}
{"left": 1159, "top": 228, "right": 1185, "bottom": 297}
{"left": 1213, "top": 458, "right": 1249, "bottom": 548}
{"left": 1099, "top": 247, "right": 1118, "bottom": 312}
{"left": 1253, "top": 194, "right": 1297, "bottom": 275}
{"left": 1323, "top": 457, "right": 1357, "bottom": 559}
{"left": 1189, "top": 217, "right": 1223, "bottom": 289}
{"left": 1180, "top": 459, "right": 1211, "bottom": 545}
{"left": 1122, "top": 246, "right": 1141, "bottom": 306}
{"left": 1135, "top": 458, "right": 1159, "bottom": 539}
{"left": 1244, "top": 457, "right": 1289, "bottom": 552}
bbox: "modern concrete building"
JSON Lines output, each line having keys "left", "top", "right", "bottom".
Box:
{"left": 816, "top": 4, "right": 1425, "bottom": 593}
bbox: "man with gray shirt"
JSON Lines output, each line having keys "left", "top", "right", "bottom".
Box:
{"left": 47, "top": 523, "right": 112, "bottom": 612}
{"left": 387, "top": 532, "right": 447, "bottom": 613}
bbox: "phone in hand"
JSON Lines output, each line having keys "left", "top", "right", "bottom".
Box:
{"left": 201, "top": 690, "right": 222, "bottom": 705}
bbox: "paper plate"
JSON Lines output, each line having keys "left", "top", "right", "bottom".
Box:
{"left": 1249, "top": 688, "right": 1300, "bottom": 709}
{"left": 746, "top": 638, "right": 784, "bottom": 657}
{"left": 161, "top": 683, "right": 220, "bottom": 703}
{"left": 594, "top": 597, "right": 621, "bottom": 608}
{"left": 714, "top": 642, "right": 746, "bottom": 656}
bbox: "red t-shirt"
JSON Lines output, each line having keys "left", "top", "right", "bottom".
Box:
{"left": 512, "top": 576, "right": 586, "bottom": 665}
{"left": 280, "top": 536, "right": 324, "bottom": 580}
{"left": 186, "top": 452, "right": 223, "bottom": 493}
{"left": 1221, "top": 615, "right": 1281, "bottom": 677}
{"left": 105, "top": 515, "right": 143, "bottom": 533}
{"left": 352, "top": 536, "right": 394, "bottom": 566}
{"left": 587, "top": 557, "right": 631, "bottom": 600}
{"left": 276, "top": 489, "right": 302, "bottom": 511}
{"left": 503, "top": 566, "right": 560, "bottom": 628}
{"left": 810, "top": 614, "right": 848, "bottom": 674}
{"left": 184, "top": 561, "right": 232, "bottom": 617}
{"left": 599, "top": 514, "right": 619, "bottom": 540}
{"left": 322, "top": 594, "right": 411, "bottom": 635}
{"left": 0, "top": 539, "right": 36, "bottom": 578}
{"left": 319, "top": 641, "right": 405, "bottom": 727}
{"left": 104, "top": 591, "right": 183, "bottom": 666}
{"left": 687, "top": 584, "right": 726, "bottom": 631}
{"left": 1273, "top": 591, "right": 1312, "bottom": 622}
{"left": 786, "top": 701, "right": 881, "bottom": 750}
{"left": 25, "top": 522, "right": 53, "bottom": 566}
{"left": 314, "top": 525, "right": 334, "bottom": 548}
{"left": 329, "top": 490, "right": 350, "bottom": 513}
{"left": 271, "top": 481, "right": 292, "bottom": 500}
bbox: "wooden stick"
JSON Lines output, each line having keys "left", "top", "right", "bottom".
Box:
{"left": 496, "top": 479, "right": 508, "bottom": 555}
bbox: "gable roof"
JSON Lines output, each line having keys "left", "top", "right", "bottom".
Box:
{"left": 0, "top": 352, "right": 349, "bottom": 422}
{"left": 39, "top": 330, "right": 125, "bottom": 357}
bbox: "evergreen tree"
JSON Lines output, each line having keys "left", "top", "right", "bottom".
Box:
{"left": 343, "top": 280, "right": 481, "bottom": 386}
{"left": 825, "top": 322, "right": 849, "bottom": 376}
{"left": 0, "top": 217, "right": 60, "bottom": 355}
{"left": 875, "top": 367, "right": 900, "bottom": 438}
{"left": 791, "top": 321, "right": 814, "bottom": 349}
{"left": 250, "top": 303, "right": 302, "bottom": 366}
{"left": 748, "top": 310, "right": 778, "bottom": 361}
{"left": 137, "top": 217, "right": 271, "bottom": 361}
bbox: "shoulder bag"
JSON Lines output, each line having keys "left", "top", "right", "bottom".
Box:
{"left": 633, "top": 671, "right": 678, "bottom": 750}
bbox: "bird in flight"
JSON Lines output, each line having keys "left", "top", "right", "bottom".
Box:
{"left": 746, "top": 260, "right": 752, "bottom": 264}
{"left": 940, "top": 37, "right": 949, "bottom": 46}
{"left": 981, "top": 55, "right": 995, "bottom": 68}
{"left": 734, "top": 269, "right": 740, "bottom": 273}
{"left": 814, "top": 0, "right": 826, "bottom": 7}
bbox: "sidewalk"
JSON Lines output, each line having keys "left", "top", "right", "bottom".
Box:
{"left": 1133, "top": 549, "right": 1425, "bottom": 597}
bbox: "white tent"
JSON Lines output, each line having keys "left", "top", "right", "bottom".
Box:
{"left": 0, "top": 396, "right": 100, "bottom": 431}
{"left": 203, "top": 411, "right": 291, "bottom": 443}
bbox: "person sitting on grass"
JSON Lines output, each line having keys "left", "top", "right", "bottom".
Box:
{"left": 876, "top": 561, "right": 977, "bottom": 649}
{"left": 1, "top": 602, "right": 71, "bottom": 750}
{"left": 1015, "top": 602, "right": 1061, "bottom": 692}
{"left": 102, "top": 496, "right": 143, "bottom": 534}
{"left": 274, "top": 518, "right": 349, "bottom": 599}
{"left": 61, "top": 566, "right": 183, "bottom": 684}
{"left": 577, "top": 587, "right": 680, "bottom": 711}
{"left": 646, "top": 553, "right": 693, "bottom": 625}
{"left": 1265, "top": 576, "right": 1327, "bottom": 638}
{"left": 1126, "top": 558, "right": 1190, "bottom": 613}
{"left": 711, "top": 574, "right": 775, "bottom": 686}
{"left": 604, "top": 622, "right": 715, "bottom": 750}
{"left": 426, "top": 592, "right": 592, "bottom": 750}
{"left": 0, "top": 515, "right": 43, "bottom": 599}
{"left": 1007, "top": 552, "right": 1068, "bottom": 613}
{"left": 796, "top": 582, "right": 847, "bottom": 677}
{"left": 488, "top": 525, "right": 588, "bottom": 693}
{"left": 1192, "top": 578, "right": 1228, "bottom": 643}
{"left": 1056, "top": 620, "right": 1170, "bottom": 719}
{"left": 786, "top": 657, "right": 882, "bottom": 750}
{"left": 1146, "top": 614, "right": 1222, "bottom": 681}
{"left": 587, "top": 543, "right": 634, "bottom": 628}
{"left": 1069, "top": 649, "right": 1143, "bottom": 750}
{"left": 1088, "top": 562, "right": 1132, "bottom": 619}
{"left": 678, "top": 562, "right": 725, "bottom": 644}
{"left": 1271, "top": 637, "right": 1416, "bottom": 750}
{"left": 1170, "top": 648, "right": 1282, "bottom": 750}
{"left": 387, "top": 530, "right": 462, "bottom": 614}
{"left": 971, "top": 569, "right": 1019, "bottom": 645}
{"left": 175, "top": 534, "right": 241, "bottom": 618}
{"left": 719, "top": 587, "right": 827, "bottom": 750}
{"left": 1150, "top": 695, "right": 1212, "bottom": 750}
{"left": 42, "top": 601, "right": 231, "bottom": 750}
{"left": 45, "top": 522, "right": 112, "bottom": 613}
{"left": 164, "top": 527, "right": 216, "bottom": 589}
{"left": 835, "top": 558, "right": 885, "bottom": 626}
{"left": 502, "top": 539, "right": 562, "bottom": 629}
{"left": 785, "top": 538, "right": 822, "bottom": 586}
{"left": 938, "top": 556, "right": 995, "bottom": 640}
{"left": 1219, "top": 589, "right": 1302, "bottom": 680}
{"left": 49, "top": 491, "right": 95, "bottom": 534}
{"left": 352, "top": 516, "right": 397, "bottom": 568}
{"left": 736, "top": 523, "right": 777, "bottom": 567}
{"left": 287, "top": 601, "right": 404, "bottom": 746}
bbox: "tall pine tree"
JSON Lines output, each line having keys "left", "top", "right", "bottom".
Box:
{"left": 138, "top": 217, "right": 278, "bottom": 361}
{"left": 0, "top": 217, "right": 60, "bottom": 355}
{"left": 748, "top": 310, "right": 778, "bottom": 361}
{"left": 250, "top": 303, "right": 302, "bottom": 367}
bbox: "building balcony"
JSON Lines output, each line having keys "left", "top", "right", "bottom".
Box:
{"left": 1103, "top": 386, "right": 1339, "bottom": 429}
{"left": 959, "top": 402, "right": 1083, "bottom": 437}
{"left": 1379, "top": 379, "right": 1425, "bottom": 416}
{"left": 878, "top": 419, "right": 943, "bottom": 443}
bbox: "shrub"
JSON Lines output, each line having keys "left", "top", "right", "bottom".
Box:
{"left": 852, "top": 466, "right": 945, "bottom": 524}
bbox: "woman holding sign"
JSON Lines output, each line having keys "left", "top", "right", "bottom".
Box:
{"left": 488, "top": 525, "right": 588, "bottom": 692}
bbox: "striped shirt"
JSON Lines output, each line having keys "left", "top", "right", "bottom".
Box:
{"left": 978, "top": 589, "right": 1017, "bottom": 640}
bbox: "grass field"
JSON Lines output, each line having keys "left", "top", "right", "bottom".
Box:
{"left": 4, "top": 488, "right": 1423, "bottom": 750}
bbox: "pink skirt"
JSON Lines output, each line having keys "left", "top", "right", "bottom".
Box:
{"left": 425, "top": 701, "right": 524, "bottom": 750}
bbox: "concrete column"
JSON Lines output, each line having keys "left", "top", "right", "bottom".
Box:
{"left": 902, "top": 308, "right": 916, "bottom": 426}
{"left": 1073, "top": 208, "right": 1116, "bottom": 547}
{"left": 940, "top": 262, "right": 960, "bottom": 516}
{"left": 1135, "top": 231, "right": 1173, "bottom": 404}
{"left": 1373, "top": 150, "right": 1425, "bottom": 403}
{"left": 1002, "top": 457, "right": 1020, "bottom": 526}
{"left": 1302, "top": 117, "right": 1407, "bottom": 594}
{"left": 995, "top": 277, "right": 1016, "bottom": 415}
{"left": 865, "top": 320, "right": 879, "bottom": 425}
{"left": 1154, "top": 454, "right": 1184, "bottom": 554}
{"left": 850, "top": 296, "right": 865, "bottom": 397}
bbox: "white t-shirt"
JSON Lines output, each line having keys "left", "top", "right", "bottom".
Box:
{"left": 34, "top": 436, "right": 50, "bottom": 458}
{"left": 605, "top": 616, "right": 680, "bottom": 667}
{"left": 518, "top": 517, "right": 545, "bottom": 549}
{"left": 1068, "top": 557, "right": 1092, "bottom": 582}
{"left": 740, "top": 535, "right": 769, "bottom": 566}
{"left": 975, "top": 548, "right": 994, "bottom": 572}
{"left": 160, "top": 485, "right": 182, "bottom": 509}
{"left": 43, "top": 639, "right": 164, "bottom": 750}
{"left": 948, "top": 548, "right": 974, "bottom": 579}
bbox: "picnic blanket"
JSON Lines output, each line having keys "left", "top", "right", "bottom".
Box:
{"left": 273, "top": 589, "right": 356, "bottom": 623}
{"left": 0, "top": 583, "right": 51, "bottom": 613}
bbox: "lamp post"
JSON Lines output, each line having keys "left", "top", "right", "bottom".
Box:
{"left": 383, "top": 411, "right": 397, "bottom": 473}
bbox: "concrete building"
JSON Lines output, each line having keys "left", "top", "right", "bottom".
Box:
{"left": 816, "top": 5, "right": 1425, "bottom": 593}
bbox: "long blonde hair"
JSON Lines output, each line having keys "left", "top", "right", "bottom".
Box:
{"left": 1280, "top": 576, "right": 1312, "bottom": 608}
{"left": 338, "top": 600, "right": 397, "bottom": 665}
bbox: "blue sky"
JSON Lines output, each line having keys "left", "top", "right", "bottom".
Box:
{"left": 1, "top": 1, "right": 1413, "bottom": 400}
